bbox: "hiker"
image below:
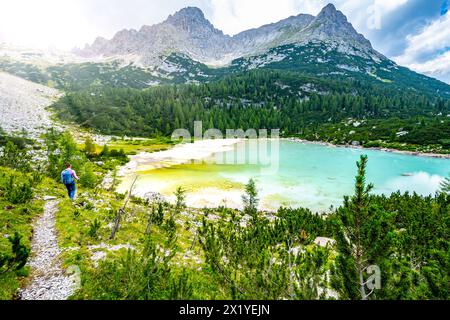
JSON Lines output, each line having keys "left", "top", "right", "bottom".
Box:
{"left": 61, "top": 162, "right": 79, "bottom": 200}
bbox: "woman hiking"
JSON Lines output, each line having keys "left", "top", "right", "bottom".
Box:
{"left": 61, "top": 162, "right": 79, "bottom": 201}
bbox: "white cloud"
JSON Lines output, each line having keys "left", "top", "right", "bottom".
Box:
{"left": 374, "top": 0, "right": 408, "bottom": 12}
{"left": 394, "top": 13, "right": 450, "bottom": 83}
{"left": 207, "top": 0, "right": 325, "bottom": 36}
{"left": 401, "top": 14, "right": 450, "bottom": 61}
{"left": 335, "top": 0, "right": 408, "bottom": 32}
{"left": 0, "top": 0, "right": 206, "bottom": 49}
{"left": 406, "top": 51, "right": 450, "bottom": 83}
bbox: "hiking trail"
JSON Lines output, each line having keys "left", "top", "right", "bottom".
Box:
{"left": 20, "top": 199, "right": 75, "bottom": 300}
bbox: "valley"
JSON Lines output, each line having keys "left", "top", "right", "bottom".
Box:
{"left": 0, "top": 2, "right": 449, "bottom": 302}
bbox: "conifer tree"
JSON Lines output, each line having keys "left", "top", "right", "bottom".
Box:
{"left": 80, "top": 161, "right": 98, "bottom": 189}
{"left": 174, "top": 186, "right": 186, "bottom": 218}
{"left": 332, "top": 155, "right": 394, "bottom": 300}
{"left": 242, "top": 178, "right": 258, "bottom": 218}
{"left": 84, "top": 136, "right": 96, "bottom": 157}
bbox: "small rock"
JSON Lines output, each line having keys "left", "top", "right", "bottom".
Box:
{"left": 314, "top": 237, "right": 336, "bottom": 247}
{"left": 42, "top": 196, "right": 57, "bottom": 201}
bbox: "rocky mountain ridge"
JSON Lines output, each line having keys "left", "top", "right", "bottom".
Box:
{"left": 76, "top": 4, "right": 379, "bottom": 67}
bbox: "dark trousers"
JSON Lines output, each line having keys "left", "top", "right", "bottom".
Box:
{"left": 65, "top": 182, "right": 76, "bottom": 200}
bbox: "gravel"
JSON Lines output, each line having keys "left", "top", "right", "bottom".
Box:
{"left": 19, "top": 200, "right": 76, "bottom": 300}
{"left": 0, "top": 72, "right": 60, "bottom": 140}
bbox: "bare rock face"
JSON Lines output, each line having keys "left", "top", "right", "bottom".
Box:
{"left": 299, "top": 4, "right": 374, "bottom": 51}
{"left": 231, "top": 14, "right": 315, "bottom": 51}
{"left": 75, "top": 3, "right": 378, "bottom": 67}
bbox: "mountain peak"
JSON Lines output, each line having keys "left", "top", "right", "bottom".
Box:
{"left": 322, "top": 3, "right": 337, "bottom": 12}
{"left": 304, "top": 3, "right": 373, "bottom": 50}
{"left": 316, "top": 3, "right": 347, "bottom": 22}
{"left": 76, "top": 3, "right": 375, "bottom": 65}
{"left": 165, "top": 6, "right": 223, "bottom": 36}
{"left": 168, "top": 7, "right": 206, "bottom": 21}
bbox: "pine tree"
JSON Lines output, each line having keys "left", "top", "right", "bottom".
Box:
{"left": 0, "top": 140, "right": 31, "bottom": 171}
{"left": 332, "top": 155, "right": 394, "bottom": 300}
{"left": 174, "top": 186, "right": 186, "bottom": 213}
{"left": 83, "top": 136, "right": 97, "bottom": 157}
{"left": 80, "top": 161, "right": 98, "bottom": 189}
{"left": 242, "top": 179, "right": 258, "bottom": 218}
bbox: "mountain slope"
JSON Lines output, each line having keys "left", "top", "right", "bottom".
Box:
{"left": 69, "top": 3, "right": 450, "bottom": 97}
{"left": 0, "top": 71, "right": 60, "bottom": 138}
{"left": 1, "top": 4, "right": 449, "bottom": 98}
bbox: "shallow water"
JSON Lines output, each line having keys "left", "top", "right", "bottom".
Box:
{"left": 119, "top": 140, "right": 450, "bottom": 212}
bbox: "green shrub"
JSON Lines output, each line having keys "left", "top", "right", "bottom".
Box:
{"left": 88, "top": 219, "right": 102, "bottom": 239}
{"left": 364, "top": 140, "right": 382, "bottom": 148}
{"left": 167, "top": 270, "right": 194, "bottom": 300}
{"left": 30, "top": 170, "right": 44, "bottom": 185}
{"left": 73, "top": 209, "right": 81, "bottom": 218}
{"left": 0, "top": 232, "right": 30, "bottom": 273}
{"left": 4, "top": 175, "right": 33, "bottom": 204}
{"left": 0, "top": 140, "right": 31, "bottom": 171}
{"left": 74, "top": 237, "right": 185, "bottom": 300}
{"left": 80, "top": 162, "right": 98, "bottom": 189}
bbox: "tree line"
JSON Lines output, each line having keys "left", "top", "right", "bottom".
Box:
{"left": 51, "top": 70, "right": 450, "bottom": 149}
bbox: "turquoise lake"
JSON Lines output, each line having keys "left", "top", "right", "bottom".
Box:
{"left": 124, "top": 140, "right": 450, "bottom": 212}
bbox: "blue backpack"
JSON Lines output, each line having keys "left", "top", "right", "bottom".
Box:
{"left": 62, "top": 169, "right": 74, "bottom": 185}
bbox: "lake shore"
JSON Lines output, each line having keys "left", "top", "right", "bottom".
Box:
{"left": 284, "top": 138, "right": 450, "bottom": 159}
{"left": 118, "top": 138, "right": 242, "bottom": 176}
{"left": 116, "top": 138, "right": 247, "bottom": 210}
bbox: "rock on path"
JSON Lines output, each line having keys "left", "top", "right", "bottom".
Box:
{"left": 20, "top": 200, "right": 75, "bottom": 300}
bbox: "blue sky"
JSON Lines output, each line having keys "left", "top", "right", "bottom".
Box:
{"left": 0, "top": 0, "right": 449, "bottom": 83}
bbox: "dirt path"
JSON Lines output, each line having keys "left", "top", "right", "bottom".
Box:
{"left": 19, "top": 199, "right": 75, "bottom": 300}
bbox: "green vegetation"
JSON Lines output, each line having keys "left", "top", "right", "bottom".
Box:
{"left": 0, "top": 165, "right": 44, "bottom": 299}
{"left": 0, "top": 128, "right": 449, "bottom": 300}
{"left": 107, "top": 137, "right": 175, "bottom": 155}
{"left": 51, "top": 70, "right": 449, "bottom": 153}
{"left": 440, "top": 174, "right": 450, "bottom": 194}
{"left": 0, "top": 141, "right": 32, "bottom": 171}
{"left": 77, "top": 137, "right": 174, "bottom": 157}
{"left": 0, "top": 58, "right": 160, "bottom": 90}
{"left": 242, "top": 178, "right": 258, "bottom": 217}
